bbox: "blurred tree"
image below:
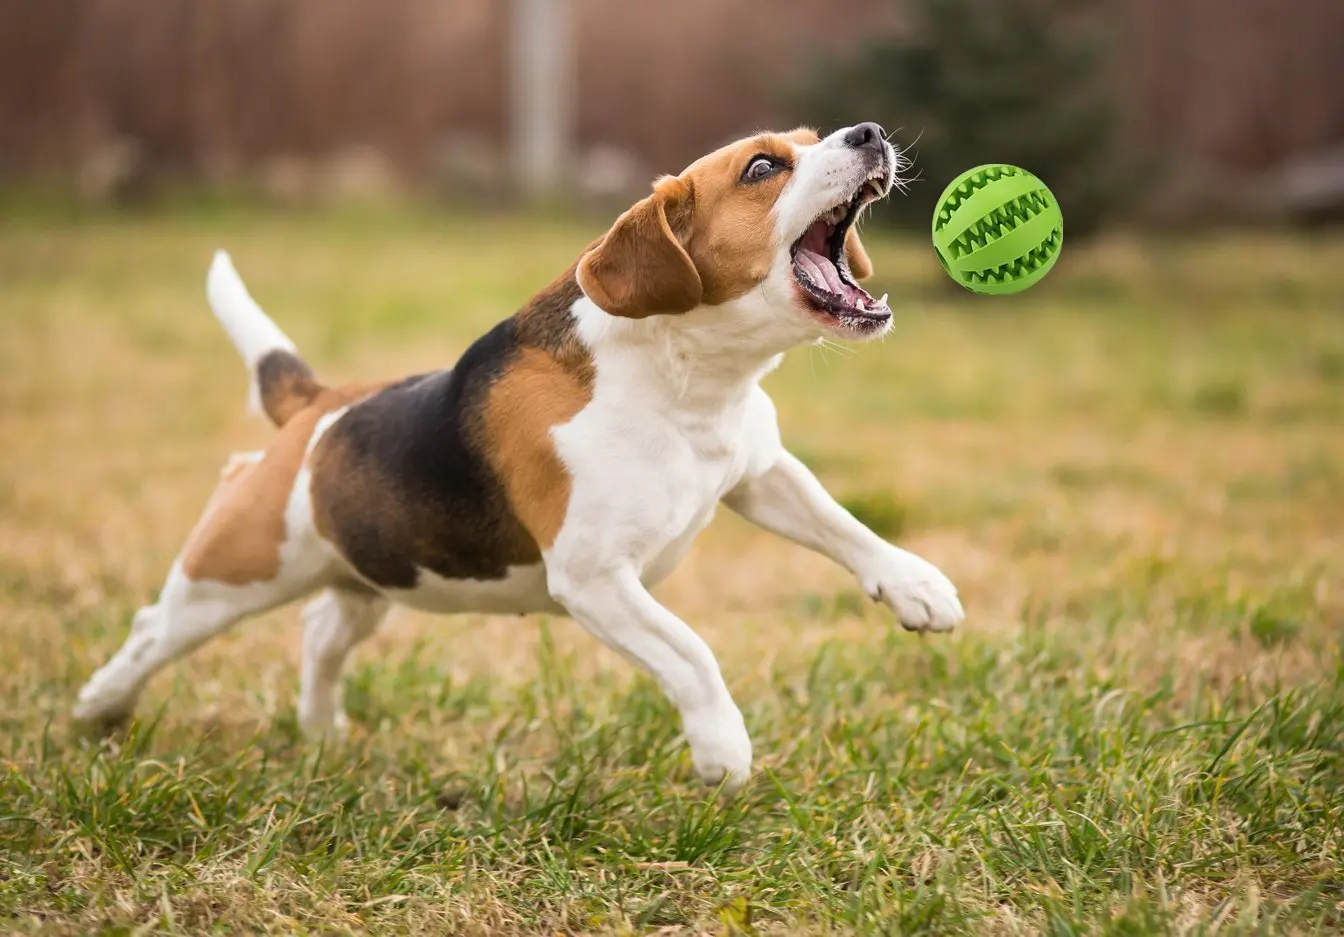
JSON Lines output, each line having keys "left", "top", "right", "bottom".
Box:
{"left": 795, "top": 0, "right": 1128, "bottom": 236}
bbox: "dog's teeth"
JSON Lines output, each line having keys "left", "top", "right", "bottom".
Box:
{"left": 878, "top": 293, "right": 888, "bottom": 307}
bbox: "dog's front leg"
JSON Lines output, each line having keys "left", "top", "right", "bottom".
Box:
{"left": 724, "top": 451, "right": 965, "bottom": 633}
{"left": 546, "top": 563, "right": 752, "bottom": 792}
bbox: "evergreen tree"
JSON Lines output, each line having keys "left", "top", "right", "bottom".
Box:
{"left": 797, "top": 0, "right": 1126, "bottom": 236}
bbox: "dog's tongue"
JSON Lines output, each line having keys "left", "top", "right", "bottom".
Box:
{"left": 797, "top": 248, "right": 847, "bottom": 294}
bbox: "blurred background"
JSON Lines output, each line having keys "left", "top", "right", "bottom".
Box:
{"left": 3, "top": 0, "right": 1343, "bottom": 226}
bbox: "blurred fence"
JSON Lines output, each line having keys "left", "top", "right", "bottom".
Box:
{"left": 2, "top": 0, "right": 1341, "bottom": 210}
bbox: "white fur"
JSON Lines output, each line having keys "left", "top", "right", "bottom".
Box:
{"left": 298, "top": 590, "right": 389, "bottom": 736}
{"left": 73, "top": 562, "right": 311, "bottom": 724}
{"left": 207, "top": 250, "right": 301, "bottom": 415}
{"left": 387, "top": 564, "right": 556, "bottom": 615}
{"left": 76, "top": 127, "right": 963, "bottom": 795}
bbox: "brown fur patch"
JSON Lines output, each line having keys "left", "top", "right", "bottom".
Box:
{"left": 180, "top": 381, "right": 385, "bottom": 586}
{"left": 515, "top": 265, "right": 597, "bottom": 386}
{"left": 481, "top": 347, "right": 594, "bottom": 549}
{"left": 256, "top": 349, "right": 322, "bottom": 426}
{"left": 181, "top": 408, "right": 324, "bottom": 585}
{"left": 680, "top": 130, "right": 815, "bottom": 305}
{"left": 577, "top": 177, "right": 703, "bottom": 319}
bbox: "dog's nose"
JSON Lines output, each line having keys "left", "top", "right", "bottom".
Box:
{"left": 843, "top": 122, "right": 885, "bottom": 152}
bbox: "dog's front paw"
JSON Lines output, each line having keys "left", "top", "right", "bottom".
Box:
{"left": 72, "top": 691, "right": 136, "bottom": 737}
{"left": 860, "top": 549, "right": 964, "bottom": 634}
{"left": 683, "top": 703, "right": 752, "bottom": 795}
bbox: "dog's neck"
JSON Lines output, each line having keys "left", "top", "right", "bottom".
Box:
{"left": 569, "top": 296, "right": 791, "bottom": 412}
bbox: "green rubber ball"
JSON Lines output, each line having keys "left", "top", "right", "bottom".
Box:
{"left": 932, "top": 165, "right": 1063, "bottom": 295}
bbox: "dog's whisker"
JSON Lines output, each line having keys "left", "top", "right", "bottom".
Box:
{"left": 895, "top": 127, "right": 925, "bottom": 151}
{"left": 818, "top": 337, "right": 856, "bottom": 359}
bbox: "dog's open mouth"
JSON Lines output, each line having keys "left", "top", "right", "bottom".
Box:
{"left": 791, "top": 173, "right": 890, "bottom": 333}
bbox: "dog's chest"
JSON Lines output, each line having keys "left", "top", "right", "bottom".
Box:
{"left": 553, "top": 376, "right": 756, "bottom": 582}
{"left": 641, "top": 412, "right": 748, "bottom": 582}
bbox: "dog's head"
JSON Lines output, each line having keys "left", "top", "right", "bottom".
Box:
{"left": 578, "top": 123, "right": 903, "bottom": 344}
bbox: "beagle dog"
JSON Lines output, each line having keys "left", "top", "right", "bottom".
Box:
{"left": 74, "top": 123, "right": 964, "bottom": 792}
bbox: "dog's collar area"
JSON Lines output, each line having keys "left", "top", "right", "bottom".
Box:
{"left": 790, "top": 170, "right": 891, "bottom": 333}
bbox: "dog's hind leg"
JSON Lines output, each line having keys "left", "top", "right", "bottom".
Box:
{"left": 74, "top": 419, "right": 337, "bottom": 730}
{"left": 296, "top": 589, "right": 389, "bottom": 738}
{"left": 73, "top": 561, "right": 320, "bottom": 730}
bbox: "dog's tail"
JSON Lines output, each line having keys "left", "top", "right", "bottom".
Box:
{"left": 207, "top": 250, "right": 325, "bottom": 427}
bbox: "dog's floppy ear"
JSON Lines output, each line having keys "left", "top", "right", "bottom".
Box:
{"left": 844, "top": 226, "right": 873, "bottom": 280}
{"left": 578, "top": 177, "right": 702, "bottom": 318}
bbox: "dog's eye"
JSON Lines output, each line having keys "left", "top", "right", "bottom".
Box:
{"left": 742, "top": 155, "right": 783, "bottom": 182}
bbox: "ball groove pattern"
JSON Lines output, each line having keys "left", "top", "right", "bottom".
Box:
{"left": 932, "top": 165, "right": 1063, "bottom": 295}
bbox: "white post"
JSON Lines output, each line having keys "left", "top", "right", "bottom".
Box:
{"left": 510, "top": 0, "right": 572, "bottom": 200}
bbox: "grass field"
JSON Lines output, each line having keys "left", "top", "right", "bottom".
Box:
{"left": 2, "top": 208, "right": 1343, "bottom": 935}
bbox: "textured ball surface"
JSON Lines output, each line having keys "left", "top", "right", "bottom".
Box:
{"left": 932, "top": 165, "right": 1063, "bottom": 295}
